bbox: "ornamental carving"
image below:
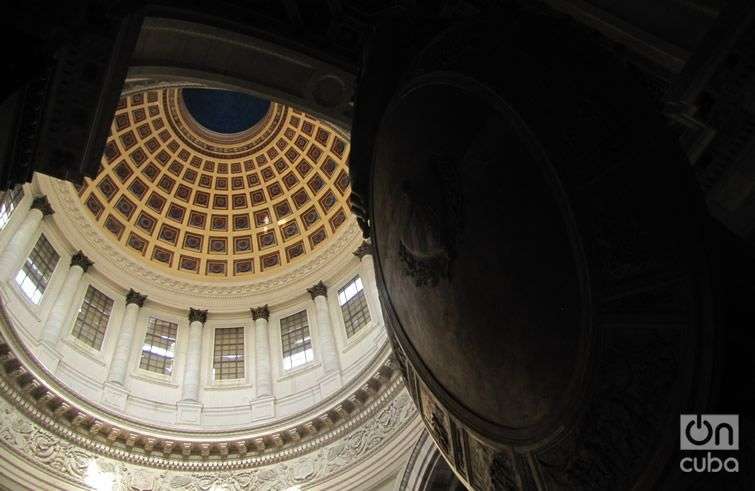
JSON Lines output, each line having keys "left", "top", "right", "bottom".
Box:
{"left": 251, "top": 305, "right": 270, "bottom": 321}
{"left": 125, "top": 289, "right": 147, "bottom": 307}
{"left": 307, "top": 281, "right": 328, "bottom": 299}
{"left": 353, "top": 241, "right": 373, "bottom": 259}
{"left": 188, "top": 308, "right": 208, "bottom": 324}
{"left": 69, "top": 251, "right": 93, "bottom": 272}
{"left": 31, "top": 195, "right": 54, "bottom": 216}
{"left": 0, "top": 384, "right": 417, "bottom": 489}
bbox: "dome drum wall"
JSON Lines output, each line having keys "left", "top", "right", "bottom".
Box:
{"left": 361, "top": 13, "right": 717, "bottom": 491}
{"left": 0, "top": 204, "right": 386, "bottom": 432}
{"left": 0, "top": 182, "right": 395, "bottom": 468}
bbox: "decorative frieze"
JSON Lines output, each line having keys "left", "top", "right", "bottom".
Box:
{"left": 0, "top": 377, "right": 416, "bottom": 491}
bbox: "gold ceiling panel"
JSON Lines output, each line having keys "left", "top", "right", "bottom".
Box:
{"left": 80, "top": 88, "right": 352, "bottom": 280}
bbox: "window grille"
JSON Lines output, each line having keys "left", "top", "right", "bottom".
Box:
{"left": 71, "top": 286, "right": 113, "bottom": 350}
{"left": 213, "top": 327, "right": 245, "bottom": 380}
{"left": 15, "top": 234, "right": 59, "bottom": 304}
{"left": 280, "top": 310, "right": 313, "bottom": 370}
{"left": 0, "top": 185, "right": 24, "bottom": 230}
{"left": 140, "top": 317, "right": 178, "bottom": 375}
{"left": 338, "top": 276, "right": 371, "bottom": 338}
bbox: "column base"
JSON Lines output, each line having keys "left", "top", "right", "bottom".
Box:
{"left": 35, "top": 342, "right": 60, "bottom": 373}
{"left": 176, "top": 400, "right": 203, "bottom": 425}
{"left": 251, "top": 396, "right": 275, "bottom": 421}
{"left": 319, "top": 371, "right": 343, "bottom": 398}
{"left": 101, "top": 382, "right": 129, "bottom": 411}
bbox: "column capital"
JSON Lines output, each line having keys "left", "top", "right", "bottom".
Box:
{"left": 251, "top": 305, "right": 270, "bottom": 321}
{"left": 307, "top": 281, "right": 327, "bottom": 299}
{"left": 70, "top": 251, "right": 93, "bottom": 272}
{"left": 188, "top": 308, "right": 208, "bottom": 324}
{"left": 31, "top": 195, "right": 54, "bottom": 216}
{"left": 125, "top": 289, "right": 147, "bottom": 307}
{"left": 353, "top": 241, "right": 373, "bottom": 259}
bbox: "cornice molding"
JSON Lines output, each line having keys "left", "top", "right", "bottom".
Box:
{"left": 0, "top": 378, "right": 416, "bottom": 486}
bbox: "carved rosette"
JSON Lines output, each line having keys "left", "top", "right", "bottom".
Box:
{"left": 31, "top": 195, "right": 54, "bottom": 216}
{"left": 69, "top": 251, "right": 93, "bottom": 272}
{"left": 307, "top": 281, "right": 328, "bottom": 299}
{"left": 188, "top": 308, "right": 208, "bottom": 324}
{"left": 251, "top": 305, "right": 270, "bottom": 321}
{"left": 125, "top": 289, "right": 147, "bottom": 307}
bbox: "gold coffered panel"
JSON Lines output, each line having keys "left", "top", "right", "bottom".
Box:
{"left": 80, "top": 88, "right": 352, "bottom": 280}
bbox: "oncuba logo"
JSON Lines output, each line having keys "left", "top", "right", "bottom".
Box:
{"left": 680, "top": 414, "right": 739, "bottom": 473}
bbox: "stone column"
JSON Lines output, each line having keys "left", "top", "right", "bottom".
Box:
{"left": 0, "top": 196, "right": 54, "bottom": 281}
{"left": 181, "top": 308, "right": 207, "bottom": 402}
{"left": 353, "top": 241, "right": 382, "bottom": 324}
{"left": 308, "top": 281, "right": 340, "bottom": 374}
{"left": 40, "top": 251, "right": 93, "bottom": 346}
{"left": 107, "top": 289, "right": 147, "bottom": 385}
{"left": 252, "top": 305, "right": 273, "bottom": 397}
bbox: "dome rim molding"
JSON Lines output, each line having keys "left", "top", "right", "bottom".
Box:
{"left": 0, "top": 303, "right": 400, "bottom": 465}
{"left": 39, "top": 175, "right": 362, "bottom": 306}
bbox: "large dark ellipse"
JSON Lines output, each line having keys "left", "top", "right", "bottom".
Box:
{"left": 372, "top": 81, "right": 589, "bottom": 435}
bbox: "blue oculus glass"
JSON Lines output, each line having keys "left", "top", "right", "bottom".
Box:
{"left": 182, "top": 89, "right": 271, "bottom": 134}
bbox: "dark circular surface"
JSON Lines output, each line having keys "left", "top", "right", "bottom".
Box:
{"left": 182, "top": 88, "right": 270, "bottom": 134}
{"left": 373, "top": 81, "right": 587, "bottom": 432}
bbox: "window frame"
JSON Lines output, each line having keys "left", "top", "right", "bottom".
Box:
{"left": 279, "top": 309, "right": 315, "bottom": 371}
{"left": 138, "top": 316, "right": 179, "bottom": 378}
{"left": 70, "top": 285, "right": 114, "bottom": 351}
{"left": 211, "top": 326, "right": 246, "bottom": 382}
{"left": 337, "top": 275, "right": 371, "bottom": 339}
{"left": 14, "top": 233, "right": 60, "bottom": 305}
{"left": 0, "top": 185, "right": 24, "bottom": 230}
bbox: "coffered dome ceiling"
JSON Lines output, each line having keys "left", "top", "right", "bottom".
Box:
{"left": 79, "top": 87, "right": 352, "bottom": 280}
